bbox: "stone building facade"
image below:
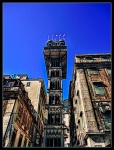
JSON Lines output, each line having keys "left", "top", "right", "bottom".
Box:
{"left": 69, "top": 53, "right": 111, "bottom": 147}
{"left": 3, "top": 74, "right": 47, "bottom": 147}
{"left": 19, "top": 74, "right": 47, "bottom": 146}
{"left": 63, "top": 100, "right": 70, "bottom": 147}
{"left": 68, "top": 81, "right": 76, "bottom": 147}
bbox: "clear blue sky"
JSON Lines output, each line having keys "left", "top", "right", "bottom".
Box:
{"left": 3, "top": 2, "right": 112, "bottom": 100}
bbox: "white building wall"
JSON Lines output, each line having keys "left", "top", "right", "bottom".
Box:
{"left": 63, "top": 113, "right": 70, "bottom": 147}
{"left": 3, "top": 99, "right": 16, "bottom": 138}
{"left": 21, "top": 80, "right": 41, "bottom": 113}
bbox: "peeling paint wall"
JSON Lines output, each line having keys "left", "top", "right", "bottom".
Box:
{"left": 71, "top": 54, "right": 111, "bottom": 147}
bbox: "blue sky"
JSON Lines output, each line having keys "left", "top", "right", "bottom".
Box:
{"left": 3, "top": 2, "right": 112, "bottom": 100}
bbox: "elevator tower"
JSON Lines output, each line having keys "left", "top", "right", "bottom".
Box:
{"left": 43, "top": 39, "right": 67, "bottom": 147}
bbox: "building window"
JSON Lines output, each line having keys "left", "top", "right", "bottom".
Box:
{"left": 15, "top": 81, "right": 19, "bottom": 86}
{"left": 3, "top": 79, "right": 6, "bottom": 86}
{"left": 49, "top": 95, "right": 54, "bottom": 105}
{"left": 85, "top": 56, "right": 93, "bottom": 62}
{"left": 9, "top": 129, "right": 17, "bottom": 147}
{"left": 51, "top": 70, "right": 54, "bottom": 77}
{"left": 51, "top": 70, "right": 59, "bottom": 77}
{"left": 6, "top": 82, "right": 13, "bottom": 87}
{"left": 18, "top": 134, "right": 23, "bottom": 147}
{"left": 56, "top": 70, "right": 59, "bottom": 77}
{"left": 93, "top": 82, "right": 106, "bottom": 95}
{"left": 101, "top": 109, "right": 111, "bottom": 130}
{"left": 78, "top": 119, "right": 80, "bottom": 124}
{"left": 101, "top": 56, "right": 108, "bottom": 61}
{"left": 77, "top": 90, "right": 79, "bottom": 96}
{"left": 46, "top": 138, "right": 61, "bottom": 147}
{"left": 52, "top": 60, "right": 60, "bottom": 67}
{"left": 80, "top": 111, "right": 83, "bottom": 117}
{"left": 55, "top": 114, "right": 60, "bottom": 124}
{"left": 26, "top": 82, "right": 30, "bottom": 87}
{"left": 50, "top": 80, "right": 60, "bottom": 90}
{"left": 48, "top": 113, "right": 60, "bottom": 124}
{"left": 55, "top": 95, "right": 60, "bottom": 105}
{"left": 20, "top": 76, "right": 23, "bottom": 79}
{"left": 88, "top": 67, "right": 99, "bottom": 76}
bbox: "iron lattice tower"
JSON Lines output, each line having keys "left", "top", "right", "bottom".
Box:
{"left": 43, "top": 39, "right": 67, "bottom": 147}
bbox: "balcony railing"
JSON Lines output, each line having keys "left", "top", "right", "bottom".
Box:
{"left": 76, "top": 59, "right": 111, "bottom": 64}
{"left": 44, "top": 46, "right": 67, "bottom": 50}
{"left": 3, "top": 87, "right": 19, "bottom": 92}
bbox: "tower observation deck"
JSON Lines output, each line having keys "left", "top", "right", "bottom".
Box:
{"left": 43, "top": 39, "right": 67, "bottom": 147}
{"left": 43, "top": 40, "right": 67, "bottom": 79}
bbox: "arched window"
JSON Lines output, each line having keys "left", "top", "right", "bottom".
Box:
{"left": 55, "top": 95, "right": 60, "bottom": 105}
{"left": 53, "top": 70, "right": 55, "bottom": 77}
{"left": 55, "top": 81, "right": 57, "bottom": 89}
{"left": 56, "top": 80, "right": 60, "bottom": 89}
{"left": 50, "top": 70, "right": 52, "bottom": 77}
{"left": 52, "top": 95, "right": 55, "bottom": 104}
{"left": 53, "top": 81, "right": 56, "bottom": 89}
{"left": 55, "top": 114, "right": 60, "bottom": 124}
{"left": 55, "top": 95, "right": 57, "bottom": 104}
{"left": 57, "top": 70, "right": 59, "bottom": 77}
{"left": 54, "top": 70, "right": 56, "bottom": 77}
{"left": 49, "top": 95, "right": 55, "bottom": 105}
{"left": 50, "top": 81, "right": 55, "bottom": 89}
{"left": 52, "top": 70, "right": 55, "bottom": 77}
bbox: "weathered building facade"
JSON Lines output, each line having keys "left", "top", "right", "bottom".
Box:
{"left": 19, "top": 74, "right": 47, "bottom": 146}
{"left": 63, "top": 100, "right": 70, "bottom": 147}
{"left": 3, "top": 76, "right": 37, "bottom": 147}
{"left": 43, "top": 39, "right": 67, "bottom": 147}
{"left": 69, "top": 53, "right": 111, "bottom": 147}
{"left": 3, "top": 74, "right": 47, "bottom": 147}
{"left": 68, "top": 81, "right": 76, "bottom": 147}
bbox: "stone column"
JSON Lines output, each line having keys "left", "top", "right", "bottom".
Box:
{"left": 21, "top": 134, "right": 25, "bottom": 147}
{"left": 14, "top": 129, "right": 20, "bottom": 147}
{"left": 26, "top": 139, "right": 29, "bottom": 147}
